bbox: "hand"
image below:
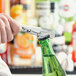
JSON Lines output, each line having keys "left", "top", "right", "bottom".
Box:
{"left": 0, "top": 13, "right": 21, "bottom": 43}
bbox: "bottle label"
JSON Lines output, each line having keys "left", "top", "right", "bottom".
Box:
{"left": 21, "top": 0, "right": 31, "bottom": 10}
{"left": 36, "top": 1, "right": 50, "bottom": 15}
{"left": 36, "top": 1, "right": 51, "bottom": 28}
{"left": 10, "top": 2, "right": 36, "bottom": 65}
{"left": 59, "top": 0, "right": 76, "bottom": 18}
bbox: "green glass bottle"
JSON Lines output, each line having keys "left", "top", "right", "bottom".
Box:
{"left": 39, "top": 35, "right": 66, "bottom": 76}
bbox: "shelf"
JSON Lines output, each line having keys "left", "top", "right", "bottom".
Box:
{"left": 66, "top": 71, "right": 76, "bottom": 75}
{"left": 9, "top": 66, "right": 76, "bottom": 74}
{"left": 9, "top": 66, "right": 42, "bottom": 74}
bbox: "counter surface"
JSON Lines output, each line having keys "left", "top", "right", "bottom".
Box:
{"left": 14, "top": 74, "right": 76, "bottom": 76}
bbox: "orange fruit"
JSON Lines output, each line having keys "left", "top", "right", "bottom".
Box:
{"left": 15, "top": 47, "right": 35, "bottom": 59}
{"left": 15, "top": 34, "right": 30, "bottom": 49}
{"left": 24, "top": 33, "right": 33, "bottom": 40}
{"left": 15, "top": 33, "right": 34, "bottom": 49}
{"left": 10, "top": 5, "right": 23, "bottom": 19}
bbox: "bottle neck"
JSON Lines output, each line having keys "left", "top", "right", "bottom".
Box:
{"left": 39, "top": 38, "right": 55, "bottom": 55}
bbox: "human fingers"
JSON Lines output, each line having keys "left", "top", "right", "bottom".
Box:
{"left": 2, "top": 13, "right": 21, "bottom": 35}
{"left": 0, "top": 19, "right": 7, "bottom": 43}
{"left": 0, "top": 14, "right": 13, "bottom": 42}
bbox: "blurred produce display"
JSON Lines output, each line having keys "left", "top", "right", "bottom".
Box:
{"left": 8, "top": 0, "right": 37, "bottom": 66}
{"left": 0, "top": 0, "right": 76, "bottom": 74}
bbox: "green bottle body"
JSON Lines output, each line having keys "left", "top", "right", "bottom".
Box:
{"left": 39, "top": 38, "right": 66, "bottom": 76}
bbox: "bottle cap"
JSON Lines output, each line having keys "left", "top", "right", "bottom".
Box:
{"left": 38, "top": 35, "right": 50, "bottom": 41}
{"left": 51, "top": 2, "right": 55, "bottom": 12}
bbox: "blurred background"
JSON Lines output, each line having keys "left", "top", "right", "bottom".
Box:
{"left": 0, "top": 0, "right": 76, "bottom": 76}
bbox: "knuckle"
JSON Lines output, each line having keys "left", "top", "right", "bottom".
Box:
{"left": 8, "top": 36, "right": 13, "bottom": 42}
{"left": 13, "top": 26, "right": 21, "bottom": 34}
{"left": 0, "top": 15, "right": 10, "bottom": 30}
{"left": 0, "top": 14, "right": 7, "bottom": 21}
{"left": 1, "top": 13, "right": 8, "bottom": 19}
{"left": 16, "top": 24, "right": 21, "bottom": 32}
{"left": 2, "top": 13, "right": 12, "bottom": 22}
{"left": 0, "top": 15, "right": 9, "bottom": 25}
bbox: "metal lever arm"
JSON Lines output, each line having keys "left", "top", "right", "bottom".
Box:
{"left": 21, "top": 24, "right": 55, "bottom": 39}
